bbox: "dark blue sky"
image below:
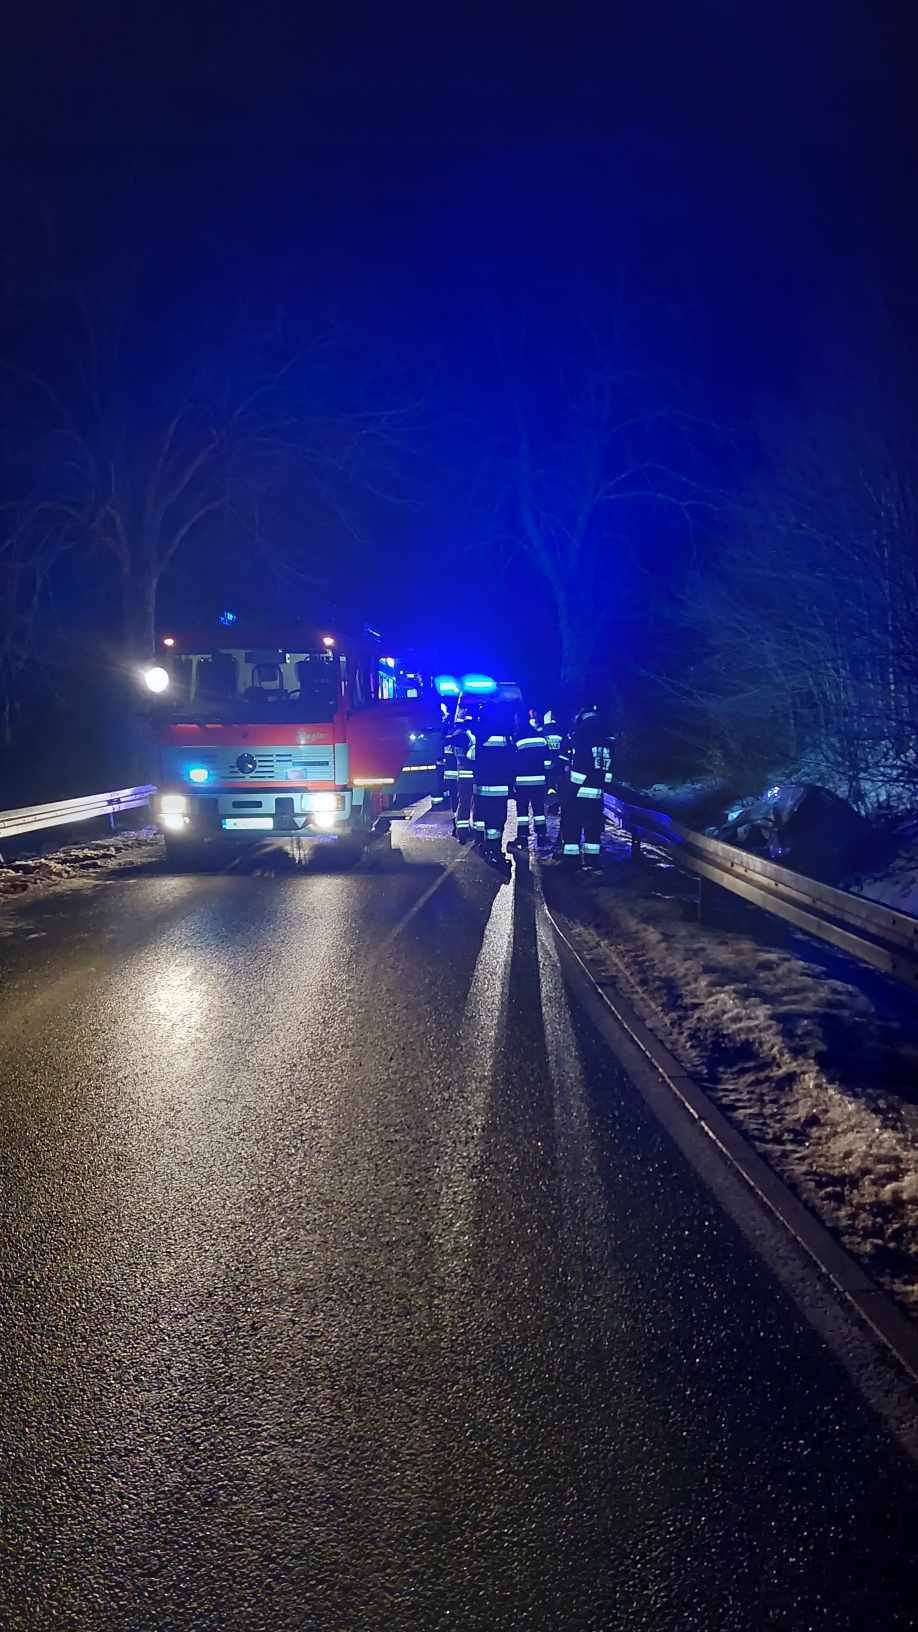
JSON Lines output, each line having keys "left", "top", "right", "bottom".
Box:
{"left": 5, "top": 1, "right": 913, "bottom": 343}
{"left": 2, "top": 1, "right": 915, "bottom": 679}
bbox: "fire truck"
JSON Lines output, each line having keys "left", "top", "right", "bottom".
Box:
{"left": 142, "top": 621, "right": 445, "bottom": 866}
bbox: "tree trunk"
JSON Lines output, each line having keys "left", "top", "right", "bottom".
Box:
{"left": 116, "top": 565, "right": 158, "bottom": 786}
{"left": 557, "top": 590, "right": 599, "bottom": 700}
{"left": 121, "top": 567, "right": 158, "bottom": 659}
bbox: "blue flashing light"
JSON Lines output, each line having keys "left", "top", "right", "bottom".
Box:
{"left": 382, "top": 656, "right": 396, "bottom": 668}
{"left": 461, "top": 673, "right": 497, "bottom": 694}
{"left": 434, "top": 674, "right": 460, "bottom": 696}
{"left": 218, "top": 609, "right": 237, "bottom": 627}
{"left": 188, "top": 766, "right": 210, "bottom": 784}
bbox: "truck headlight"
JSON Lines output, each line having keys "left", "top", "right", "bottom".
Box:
{"left": 160, "top": 794, "right": 188, "bottom": 815}
{"left": 307, "top": 792, "right": 337, "bottom": 813}
{"left": 143, "top": 666, "right": 170, "bottom": 694}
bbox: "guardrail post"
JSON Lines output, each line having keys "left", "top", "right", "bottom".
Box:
{"left": 630, "top": 833, "right": 642, "bottom": 862}
{"left": 697, "top": 876, "right": 713, "bottom": 923}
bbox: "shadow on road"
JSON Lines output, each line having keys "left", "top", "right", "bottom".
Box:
{"left": 150, "top": 834, "right": 408, "bottom": 878}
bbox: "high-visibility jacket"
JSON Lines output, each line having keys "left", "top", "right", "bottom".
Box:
{"left": 442, "top": 724, "right": 459, "bottom": 781}
{"left": 543, "top": 713, "right": 563, "bottom": 755}
{"left": 449, "top": 721, "right": 476, "bottom": 780}
{"left": 471, "top": 729, "right": 514, "bottom": 797}
{"left": 562, "top": 714, "right": 616, "bottom": 799}
{"left": 513, "top": 729, "right": 549, "bottom": 790}
{"left": 543, "top": 712, "right": 563, "bottom": 783}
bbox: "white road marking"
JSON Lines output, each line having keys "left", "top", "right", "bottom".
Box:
{"left": 377, "top": 799, "right": 516, "bottom": 959}
{"left": 374, "top": 847, "right": 471, "bottom": 958}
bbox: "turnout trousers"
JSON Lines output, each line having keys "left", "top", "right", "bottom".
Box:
{"left": 474, "top": 792, "right": 509, "bottom": 856}
{"left": 515, "top": 783, "right": 547, "bottom": 841}
{"left": 454, "top": 775, "right": 473, "bottom": 838}
{"left": 559, "top": 783, "right": 604, "bottom": 862}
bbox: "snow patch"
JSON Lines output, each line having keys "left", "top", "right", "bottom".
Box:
{"left": 542, "top": 825, "right": 918, "bottom": 1314}
{"left": 845, "top": 816, "right": 918, "bottom": 921}
{"left": 0, "top": 828, "right": 162, "bottom": 901}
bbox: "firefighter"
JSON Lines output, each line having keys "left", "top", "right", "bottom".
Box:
{"left": 450, "top": 706, "right": 476, "bottom": 841}
{"left": 543, "top": 708, "right": 563, "bottom": 795}
{"left": 431, "top": 701, "right": 451, "bottom": 806}
{"left": 557, "top": 705, "right": 617, "bottom": 870}
{"left": 511, "top": 709, "right": 549, "bottom": 848}
{"left": 441, "top": 704, "right": 460, "bottom": 821}
{"left": 471, "top": 704, "right": 514, "bottom": 866}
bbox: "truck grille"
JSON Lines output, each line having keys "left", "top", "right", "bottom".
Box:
{"left": 162, "top": 745, "right": 337, "bottom": 783}
{"left": 223, "top": 751, "right": 334, "bottom": 780}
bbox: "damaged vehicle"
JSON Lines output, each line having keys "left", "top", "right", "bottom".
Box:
{"left": 712, "top": 783, "right": 869, "bottom": 882}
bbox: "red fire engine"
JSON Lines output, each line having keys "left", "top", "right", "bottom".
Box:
{"left": 143, "top": 621, "right": 443, "bottom": 866}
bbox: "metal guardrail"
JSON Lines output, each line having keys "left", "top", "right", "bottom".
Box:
{"left": 0, "top": 786, "right": 157, "bottom": 845}
{"left": 605, "top": 787, "right": 918, "bottom": 991}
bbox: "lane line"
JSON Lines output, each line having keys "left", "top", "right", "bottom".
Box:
{"left": 372, "top": 847, "right": 472, "bottom": 959}
{"left": 374, "top": 799, "right": 516, "bottom": 959}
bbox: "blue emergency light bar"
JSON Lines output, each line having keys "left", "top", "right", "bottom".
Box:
{"left": 434, "top": 674, "right": 461, "bottom": 696}
{"left": 461, "top": 673, "right": 497, "bottom": 693}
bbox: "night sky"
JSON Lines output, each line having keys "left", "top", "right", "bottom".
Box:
{"left": 2, "top": 1, "right": 916, "bottom": 682}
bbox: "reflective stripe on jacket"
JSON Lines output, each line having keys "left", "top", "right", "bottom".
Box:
{"left": 563, "top": 721, "right": 616, "bottom": 791}
{"left": 449, "top": 725, "right": 476, "bottom": 777}
{"left": 473, "top": 730, "right": 515, "bottom": 798}
{"left": 513, "top": 732, "right": 548, "bottom": 789}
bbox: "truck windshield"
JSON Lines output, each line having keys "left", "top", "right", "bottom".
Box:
{"left": 162, "top": 649, "right": 340, "bottom": 723}
{"left": 377, "top": 661, "right": 430, "bottom": 701}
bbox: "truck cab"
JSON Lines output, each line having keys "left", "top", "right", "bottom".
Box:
{"left": 144, "top": 625, "right": 439, "bottom": 866}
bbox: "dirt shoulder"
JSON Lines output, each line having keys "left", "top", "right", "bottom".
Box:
{"left": 0, "top": 828, "right": 164, "bottom": 904}
{"left": 540, "top": 828, "right": 918, "bottom": 1315}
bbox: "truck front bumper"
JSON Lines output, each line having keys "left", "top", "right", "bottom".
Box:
{"left": 156, "top": 787, "right": 360, "bottom": 840}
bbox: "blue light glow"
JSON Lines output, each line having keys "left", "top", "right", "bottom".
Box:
{"left": 461, "top": 673, "right": 497, "bottom": 694}
{"left": 219, "top": 609, "right": 237, "bottom": 627}
{"left": 188, "top": 766, "right": 209, "bottom": 783}
{"left": 382, "top": 656, "right": 396, "bottom": 668}
{"left": 434, "top": 674, "right": 460, "bottom": 696}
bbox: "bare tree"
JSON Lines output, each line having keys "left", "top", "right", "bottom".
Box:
{"left": 1, "top": 303, "right": 420, "bottom": 658}
{"left": 660, "top": 401, "right": 918, "bottom": 807}
{"left": 496, "top": 315, "right": 718, "bottom": 697}
{"left": 0, "top": 505, "right": 69, "bottom": 744}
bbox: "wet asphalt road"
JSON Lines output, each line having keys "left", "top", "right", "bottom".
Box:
{"left": 2, "top": 811, "right": 918, "bottom": 1631}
